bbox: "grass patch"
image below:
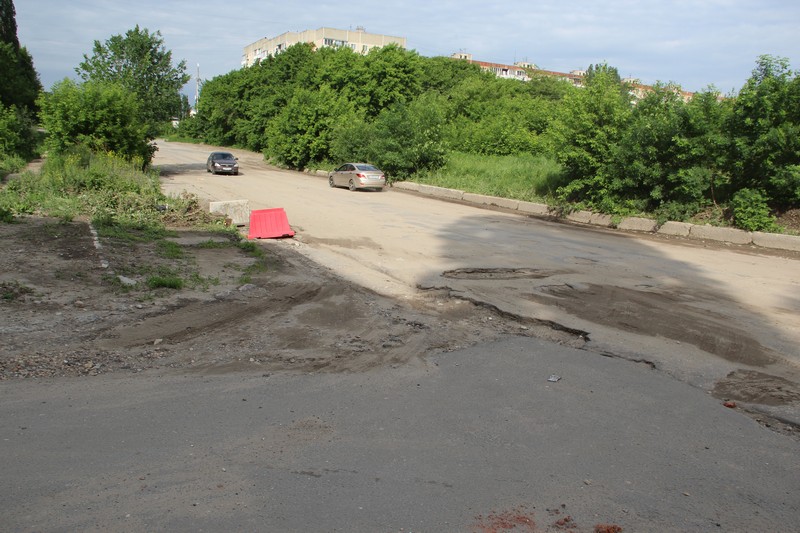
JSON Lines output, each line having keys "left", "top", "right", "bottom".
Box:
{"left": 146, "top": 275, "right": 184, "bottom": 290}
{"left": 1, "top": 280, "right": 33, "bottom": 300}
{"left": 156, "top": 239, "right": 184, "bottom": 259}
{"left": 414, "top": 151, "right": 566, "bottom": 202}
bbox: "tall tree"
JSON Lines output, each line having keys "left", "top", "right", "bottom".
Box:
{"left": 0, "top": 0, "right": 41, "bottom": 110}
{"left": 76, "top": 25, "right": 190, "bottom": 135}
{"left": 727, "top": 55, "right": 800, "bottom": 207}
{"left": 0, "top": 0, "right": 19, "bottom": 49}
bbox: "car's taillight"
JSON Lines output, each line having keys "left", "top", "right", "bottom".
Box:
{"left": 357, "top": 173, "right": 366, "bottom": 178}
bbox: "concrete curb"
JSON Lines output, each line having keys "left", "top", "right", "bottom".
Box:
{"left": 391, "top": 181, "right": 800, "bottom": 253}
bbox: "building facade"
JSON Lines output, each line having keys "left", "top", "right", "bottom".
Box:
{"left": 451, "top": 52, "right": 695, "bottom": 101}
{"left": 242, "top": 27, "right": 406, "bottom": 67}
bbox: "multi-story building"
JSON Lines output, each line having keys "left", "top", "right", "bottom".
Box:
{"left": 242, "top": 27, "right": 406, "bottom": 67}
{"left": 451, "top": 52, "right": 694, "bottom": 101}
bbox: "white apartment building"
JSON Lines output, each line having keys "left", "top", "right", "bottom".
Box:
{"left": 242, "top": 27, "right": 406, "bottom": 67}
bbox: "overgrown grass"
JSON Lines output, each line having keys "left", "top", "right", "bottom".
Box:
{"left": 0, "top": 153, "right": 26, "bottom": 177}
{"left": 413, "top": 151, "right": 567, "bottom": 203}
{"left": 0, "top": 149, "right": 226, "bottom": 229}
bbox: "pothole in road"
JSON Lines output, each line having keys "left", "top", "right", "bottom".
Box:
{"left": 442, "top": 267, "right": 564, "bottom": 280}
{"left": 527, "top": 283, "right": 781, "bottom": 368}
{"left": 713, "top": 370, "right": 800, "bottom": 406}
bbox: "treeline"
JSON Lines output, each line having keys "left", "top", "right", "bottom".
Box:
{"left": 181, "top": 44, "right": 799, "bottom": 231}
{"left": 0, "top": 0, "right": 41, "bottom": 175}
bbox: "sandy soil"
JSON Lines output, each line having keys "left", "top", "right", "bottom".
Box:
{"left": 0, "top": 217, "right": 582, "bottom": 380}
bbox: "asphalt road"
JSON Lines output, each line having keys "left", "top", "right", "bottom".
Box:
{"left": 3, "top": 338, "right": 798, "bottom": 531}
{"left": 2, "top": 141, "right": 798, "bottom": 532}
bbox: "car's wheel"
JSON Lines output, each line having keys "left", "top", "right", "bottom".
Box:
{"left": 348, "top": 179, "right": 357, "bottom": 191}
{"left": 233, "top": 171, "right": 238, "bottom": 176}
{"left": 206, "top": 167, "right": 210, "bottom": 173}
{"left": 328, "top": 176, "right": 335, "bottom": 188}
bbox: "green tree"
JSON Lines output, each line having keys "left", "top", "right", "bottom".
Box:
{"left": 727, "top": 55, "right": 800, "bottom": 208}
{"left": 76, "top": 26, "right": 190, "bottom": 136}
{"left": 366, "top": 92, "right": 447, "bottom": 178}
{"left": 38, "top": 79, "right": 153, "bottom": 164}
{"left": 0, "top": 0, "right": 19, "bottom": 49}
{"left": 0, "top": 0, "right": 41, "bottom": 110}
{"left": 264, "top": 86, "right": 356, "bottom": 169}
{"left": 0, "top": 43, "right": 42, "bottom": 110}
{"left": 420, "top": 55, "right": 483, "bottom": 94}
{"left": 548, "top": 67, "right": 633, "bottom": 211}
{"left": 360, "top": 44, "right": 423, "bottom": 117}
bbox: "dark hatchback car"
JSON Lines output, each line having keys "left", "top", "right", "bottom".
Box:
{"left": 206, "top": 152, "right": 239, "bottom": 175}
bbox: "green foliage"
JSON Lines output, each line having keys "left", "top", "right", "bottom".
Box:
{"left": 0, "top": 42, "right": 41, "bottom": 110}
{"left": 76, "top": 25, "right": 190, "bottom": 136}
{"left": 730, "top": 188, "right": 779, "bottom": 231}
{"left": 37, "top": 79, "right": 155, "bottom": 164}
{"left": 548, "top": 68, "right": 633, "bottom": 211}
{"left": 360, "top": 44, "right": 424, "bottom": 117}
{"left": 0, "top": 1, "right": 41, "bottom": 111}
{"left": 156, "top": 239, "right": 183, "bottom": 259}
{"left": 0, "top": 103, "right": 37, "bottom": 167}
{"left": 727, "top": 55, "right": 800, "bottom": 207}
{"left": 445, "top": 76, "right": 560, "bottom": 157}
{"left": 264, "top": 86, "right": 356, "bottom": 168}
{"left": 366, "top": 92, "right": 447, "bottom": 178}
{"left": 0, "top": 0, "right": 19, "bottom": 48}
{"left": 417, "top": 151, "right": 565, "bottom": 201}
{"left": 146, "top": 274, "right": 184, "bottom": 290}
{"left": 181, "top": 46, "right": 798, "bottom": 227}
{"left": 420, "top": 55, "right": 484, "bottom": 93}
{"left": 0, "top": 150, "right": 161, "bottom": 222}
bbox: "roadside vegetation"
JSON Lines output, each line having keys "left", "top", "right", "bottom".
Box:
{"left": 177, "top": 45, "right": 799, "bottom": 233}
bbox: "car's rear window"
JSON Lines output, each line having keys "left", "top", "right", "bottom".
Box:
{"left": 355, "top": 164, "right": 378, "bottom": 171}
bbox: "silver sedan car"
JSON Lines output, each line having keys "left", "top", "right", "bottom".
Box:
{"left": 328, "top": 163, "right": 386, "bottom": 191}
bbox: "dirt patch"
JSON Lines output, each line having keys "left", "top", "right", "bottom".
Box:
{"left": 775, "top": 208, "right": 800, "bottom": 234}
{"left": 0, "top": 217, "right": 583, "bottom": 380}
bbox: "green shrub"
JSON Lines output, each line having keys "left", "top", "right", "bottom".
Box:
{"left": 730, "top": 188, "right": 780, "bottom": 231}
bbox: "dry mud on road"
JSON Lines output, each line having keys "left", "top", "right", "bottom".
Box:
{"left": 0, "top": 217, "right": 582, "bottom": 379}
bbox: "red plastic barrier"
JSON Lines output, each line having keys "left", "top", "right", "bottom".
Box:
{"left": 247, "top": 208, "right": 295, "bottom": 239}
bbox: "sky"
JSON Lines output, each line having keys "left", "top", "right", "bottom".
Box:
{"left": 14, "top": 0, "right": 800, "bottom": 98}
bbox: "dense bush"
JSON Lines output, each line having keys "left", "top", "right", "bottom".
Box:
{"left": 730, "top": 188, "right": 779, "bottom": 231}
{"left": 37, "top": 79, "right": 155, "bottom": 165}
{"left": 0, "top": 103, "right": 37, "bottom": 174}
